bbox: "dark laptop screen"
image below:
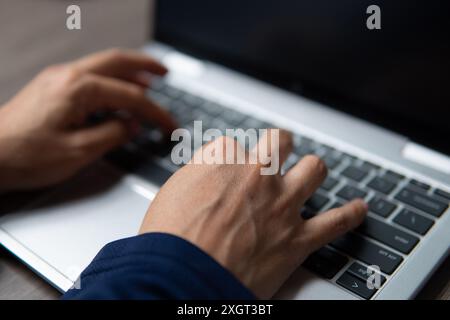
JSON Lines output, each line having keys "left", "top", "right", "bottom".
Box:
{"left": 155, "top": 1, "right": 450, "bottom": 153}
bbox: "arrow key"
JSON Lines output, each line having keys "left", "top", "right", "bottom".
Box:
{"left": 337, "top": 272, "right": 377, "bottom": 299}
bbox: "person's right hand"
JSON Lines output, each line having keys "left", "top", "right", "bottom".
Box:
{"left": 139, "top": 130, "right": 367, "bottom": 299}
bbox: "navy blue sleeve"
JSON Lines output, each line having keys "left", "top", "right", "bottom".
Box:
{"left": 62, "top": 232, "right": 255, "bottom": 300}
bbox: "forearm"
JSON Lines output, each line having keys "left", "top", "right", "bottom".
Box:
{"left": 62, "top": 233, "right": 256, "bottom": 300}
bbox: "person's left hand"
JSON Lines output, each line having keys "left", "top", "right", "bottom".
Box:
{"left": 0, "top": 49, "right": 177, "bottom": 192}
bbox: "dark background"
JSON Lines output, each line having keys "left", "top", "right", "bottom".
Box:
{"left": 156, "top": 0, "right": 450, "bottom": 153}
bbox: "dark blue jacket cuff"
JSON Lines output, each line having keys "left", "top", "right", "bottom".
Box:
{"left": 62, "top": 232, "right": 255, "bottom": 300}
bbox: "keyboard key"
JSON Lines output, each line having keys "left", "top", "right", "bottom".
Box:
{"left": 149, "top": 80, "right": 165, "bottom": 91}
{"left": 331, "top": 233, "right": 403, "bottom": 274}
{"left": 368, "top": 197, "right": 397, "bottom": 218}
{"left": 170, "top": 99, "right": 191, "bottom": 112}
{"left": 321, "top": 176, "right": 339, "bottom": 191}
{"left": 303, "top": 247, "right": 348, "bottom": 279}
{"left": 203, "top": 102, "right": 224, "bottom": 117}
{"left": 181, "top": 93, "right": 205, "bottom": 107}
{"left": 301, "top": 137, "right": 314, "bottom": 146}
{"left": 342, "top": 165, "right": 368, "bottom": 182}
{"left": 341, "top": 153, "right": 358, "bottom": 163}
{"left": 358, "top": 217, "right": 419, "bottom": 254}
{"left": 294, "top": 144, "right": 315, "bottom": 157}
{"left": 337, "top": 272, "right": 377, "bottom": 299}
{"left": 395, "top": 188, "right": 448, "bottom": 217}
{"left": 210, "top": 118, "right": 229, "bottom": 132}
{"left": 383, "top": 170, "right": 405, "bottom": 182}
{"left": 409, "top": 179, "right": 431, "bottom": 191}
{"left": 329, "top": 201, "right": 344, "bottom": 210}
{"left": 221, "top": 109, "right": 248, "bottom": 127}
{"left": 347, "top": 262, "right": 386, "bottom": 286}
{"left": 322, "top": 155, "right": 340, "bottom": 169}
{"left": 367, "top": 177, "right": 396, "bottom": 194}
{"left": 360, "top": 161, "right": 380, "bottom": 172}
{"left": 148, "top": 91, "right": 171, "bottom": 107}
{"left": 242, "top": 118, "right": 269, "bottom": 130}
{"left": 434, "top": 188, "right": 450, "bottom": 201}
{"left": 301, "top": 207, "right": 316, "bottom": 219}
{"left": 336, "top": 185, "right": 367, "bottom": 201}
{"left": 318, "top": 144, "right": 336, "bottom": 157}
{"left": 160, "top": 85, "right": 183, "bottom": 99}
{"left": 306, "top": 193, "right": 329, "bottom": 212}
{"left": 134, "top": 161, "right": 174, "bottom": 185}
{"left": 107, "top": 148, "right": 173, "bottom": 186}
{"left": 393, "top": 209, "right": 434, "bottom": 235}
{"left": 281, "top": 154, "right": 299, "bottom": 173}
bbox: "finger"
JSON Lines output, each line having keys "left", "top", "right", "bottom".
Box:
{"left": 69, "top": 119, "right": 130, "bottom": 161}
{"left": 300, "top": 199, "right": 368, "bottom": 252}
{"left": 76, "top": 74, "right": 177, "bottom": 133}
{"left": 191, "top": 135, "right": 246, "bottom": 165}
{"left": 74, "top": 49, "right": 168, "bottom": 79}
{"left": 124, "top": 72, "right": 152, "bottom": 88}
{"left": 283, "top": 155, "right": 327, "bottom": 200}
{"left": 251, "top": 128, "right": 293, "bottom": 170}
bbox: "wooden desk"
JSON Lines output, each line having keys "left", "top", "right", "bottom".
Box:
{"left": 0, "top": 0, "right": 449, "bottom": 300}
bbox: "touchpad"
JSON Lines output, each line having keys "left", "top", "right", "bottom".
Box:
{"left": 0, "top": 162, "right": 157, "bottom": 283}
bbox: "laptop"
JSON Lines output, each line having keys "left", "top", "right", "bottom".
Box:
{"left": 1, "top": 0, "right": 449, "bottom": 299}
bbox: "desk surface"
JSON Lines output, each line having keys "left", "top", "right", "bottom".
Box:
{"left": 0, "top": 0, "right": 449, "bottom": 300}
{"left": 0, "top": 244, "right": 449, "bottom": 300}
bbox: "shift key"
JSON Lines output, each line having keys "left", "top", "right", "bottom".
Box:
{"left": 331, "top": 233, "right": 403, "bottom": 274}
{"left": 395, "top": 188, "right": 448, "bottom": 217}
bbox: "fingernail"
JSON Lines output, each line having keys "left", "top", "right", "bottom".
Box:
{"left": 361, "top": 200, "right": 369, "bottom": 211}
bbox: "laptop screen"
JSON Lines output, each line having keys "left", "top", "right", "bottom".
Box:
{"left": 155, "top": 0, "right": 450, "bottom": 153}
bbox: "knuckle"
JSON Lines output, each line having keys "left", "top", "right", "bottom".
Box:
{"left": 215, "top": 135, "right": 236, "bottom": 147}
{"left": 109, "top": 120, "right": 129, "bottom": 139}
{"left": 210, "top": 136, "right": 240, "bottom": 160}
{"left": 306, "top": 155, "right": 327, "bottom": 176}
{"left": 41, "top": 64, "right": 64, "bottom": 76}
{"left": 127, "top": 84, "right": 145, "bottom": 98}
{"left": 215, "top": 135, "right": 229, "bottom": 143}
{"left": 51, "top": 65, "right": 84, "bottom": 91}
{"left": 67, "top": 134, "right": 88, "bottom": 150}
{"left": 74, "top": 74, "right": 97, "bottom": 94}
{"left": 331, "top": 212, "right": 352, "bottom": 234}
{"left": 38, "top": 64, "right": 85, "bottom": 98}
{"left": 63, "top": 68, "right": 83, "bottom": 86}
{"left": 104, "top": 48, "right": 126, "bottom": 61}
{"left": 66, "top": 75, "right": 93, "bottom": 105}
{"left": 66, "top": 140, "right": 91, "bottom": 160}
{"left": 38, "top": 64, "right": 71, "bottom": 85}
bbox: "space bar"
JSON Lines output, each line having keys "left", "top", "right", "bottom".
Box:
{"left": 330, "top": 233, "right": 403, "bottom": 274}
{"left": 133, "top": 161, "right": 174, "bottom": 186}
{"left": 106, "top": 149, "right": 174, "bottom": 186}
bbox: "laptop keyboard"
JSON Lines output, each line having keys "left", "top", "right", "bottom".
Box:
{"left": 106, "top": 82, "right": 450, "bottom": 299}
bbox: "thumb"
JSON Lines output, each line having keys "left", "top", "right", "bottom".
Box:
{"left": 300, "top": 199, "right": 368, "bottom": 253}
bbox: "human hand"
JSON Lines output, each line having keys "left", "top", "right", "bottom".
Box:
{"left": 139, "top": 130, "right": 367, "bottom": 299}
{"left": 0, "top": 49, "right": 176, "bottom": 192}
